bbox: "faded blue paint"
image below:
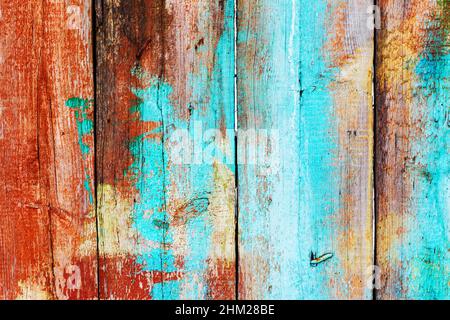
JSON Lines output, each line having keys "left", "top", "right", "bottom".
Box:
{"left": 297, "top": 0, "right": 341, "bottom": 299}
{"left": 66, "top": 97, "right": 94, "bottom": 156}
{"left": 127, "top": 75, "right": 180, "bottom": 300}
{"left": 65, "top": 97, "right": 94, "bottom": 204}
{"left": 127, "top": 0, "right": 235, "bottom": 300}
{"left": 238, "top": 0, "right": 345, "bottom": 299}
{"left": 405, "top": 16, "right": 450, "bottom": 298}
{"left": 180, "top": 0, "right": 236, "bottom": 299}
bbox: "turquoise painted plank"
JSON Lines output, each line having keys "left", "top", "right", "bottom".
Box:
{"left": 237, "top": 0, "right": 374, "bottom": 299}
{"left": 376, "top": 0, "right": 450, "bottom": 299}
{"left": 96, "top": 0, "right": 236, "bottom": 300}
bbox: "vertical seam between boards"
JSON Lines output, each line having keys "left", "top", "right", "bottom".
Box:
{"left": 92, "top": 0, "right": 101, "bottom": 301}
{"left": 372, "top": 0, "right": 379, "bottom": 301}
{"left": 234, "top": 0, "right": 240, "bottom": 301}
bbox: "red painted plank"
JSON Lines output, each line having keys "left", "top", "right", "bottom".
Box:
{"left": 0, "top": 0, "right": 97, "bottom": 299}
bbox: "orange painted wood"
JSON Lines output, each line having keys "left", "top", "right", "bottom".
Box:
{"left": 0, "top": 0, "right": 97, "bottom": 299}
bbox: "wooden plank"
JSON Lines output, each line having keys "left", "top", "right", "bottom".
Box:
{"left": 0, "top": 0, "right": 97, "bottom": 299}
{"left": 237, "top": 0, "right": 374, "bottom": 299}
{"left": 96, "top": 0, "right": 236, "bottom": 299}
{"left": 376, "top": 0, "right": 450, "bottom": 299}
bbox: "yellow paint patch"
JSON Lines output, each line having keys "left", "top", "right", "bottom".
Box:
{"left": 78, "top": 209, "right": 98, "bottom": 257}
{"left": 208, "top": 161, "right": 236, "bottom": 262}
{"left": 377, "top": 210, "right": 409, "bottom": 265}
{"left": 16, "top": 280, "right": 51, "bottom": 300}
{"left": 97, "top": 184, "right": 138, "bottom": 256}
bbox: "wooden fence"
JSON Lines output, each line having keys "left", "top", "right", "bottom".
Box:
{"left": 0, "top": 0, "right": 448, "bottom": 300}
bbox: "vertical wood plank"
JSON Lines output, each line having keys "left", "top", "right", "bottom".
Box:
{"left": 0, "top": 0, "right": 97, "bottom": 299}
{"left": 96, "top": 0, "right": 236, "bottom": 299}
{"left": 376, "top": 0, "right": 449, "bottom": 299}
{"left": 237, "top": 0, "right": 374, "bottom": 299}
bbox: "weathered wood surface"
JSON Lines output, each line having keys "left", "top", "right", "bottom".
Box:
{"left": 237, "top": 0, "right": 374, "bottom": 299}
{"left": 0, "top": 0, "right": 449, "bottom": 301}
{"left": 0, "top": 0, "right": 97, "bottom": 299}
{"left": 96, "top": 0, "right": 236, "bottom": 299}
{"left": 376, "top": 0, "right": 450, "bottom": 299}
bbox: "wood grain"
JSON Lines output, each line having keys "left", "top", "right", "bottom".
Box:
{"left": 0, "top": 0, "right": 97, "bottom": 299}
{"left": 0, "top": 0, "right": 448, "bottom": 301}
{"left": 96, "top": 0, "right": 236, "bottom": 299}
{"left": 237, "top": 0, "right": 374, "bottom": 299}
{"left": 376, "top": 0, "right": 450, "bottom": 299}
